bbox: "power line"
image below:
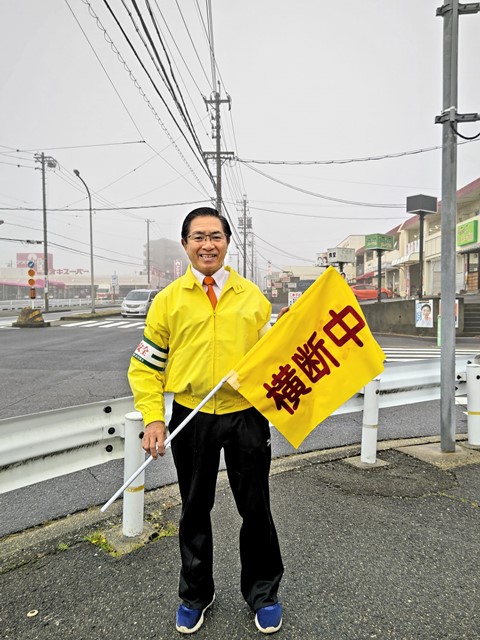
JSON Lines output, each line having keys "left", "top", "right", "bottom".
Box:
{"left": 254, "top": 232, "right": 314, "bottom": 263}
{"left": 0, "top": 199, "right": 210, "bottom": 212}
{"left": 249, "top": 204, "right": 407, "bottom": 221}
{"left": 18, "top": 140, "right": 146, "bottom": 151}
{"left": 0, "top": 160, "right": 34, "bottom": 170}
{"left": 173, "top": 0, "right": 211, "bottom": 87}
{"left": 241, "top": 162, "right": 405, "bottom": 208}
{"left": 65, "top": 0, "right": 145, "bottom": 139}
{"left": 101, "top": 0, "right": 213, "bottom": 187}
{"left": 76, "top": 0, "right": 212, "bottom": 197}
{"left": 238, "top": 145, "right": 442, "bottom": 166}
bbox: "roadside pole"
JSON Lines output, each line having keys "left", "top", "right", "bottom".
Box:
{"left": 437, "top": 0, "right": 459, "bottom": 452}
{"left": 435, "top": 0, "right": 480, "bottom": 451}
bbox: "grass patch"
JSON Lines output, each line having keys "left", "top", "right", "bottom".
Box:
{"left": 155, "top": 521, "right": 178, "bottom": 538}
{"left": 84, "top": 531, "right": 120, "bottom": 557}
{"left": 146, "top": 512, "right": 178, "bottom": 541}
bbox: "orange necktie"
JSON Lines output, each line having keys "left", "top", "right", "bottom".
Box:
{"left": 203, "top": 276, "right": 217, "bottom": 309}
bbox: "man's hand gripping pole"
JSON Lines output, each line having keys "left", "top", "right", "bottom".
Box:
{"left": 100, "top": 375, "right": 230, "bottom": 512}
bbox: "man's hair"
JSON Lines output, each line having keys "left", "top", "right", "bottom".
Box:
{"left": 181, "top": 207, "right": 232, "bottom": 240}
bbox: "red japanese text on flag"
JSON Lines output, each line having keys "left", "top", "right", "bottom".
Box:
{"left": 227, "top": 267, "right": 385, "bottom": 448}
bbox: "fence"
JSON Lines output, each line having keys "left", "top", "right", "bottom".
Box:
{"left": 1, "top": 358, "right": 479, "bottom": 536}
{"left": 0, "top": 298, "right": 116, "bottom": 311}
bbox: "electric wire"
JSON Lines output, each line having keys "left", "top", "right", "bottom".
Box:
{"left": 18, "top": 141, "right": 146, "bottom": 151}
{"left": 125, "top": 0, "right": 200, "bottom": 146}
{"left": 249, "top": 204, "right": 408, "bottom": 221}
{"left": 144, "top": 0, "right": 202, "bottom": 148}
{"left": 148, "top": 1, "right": 210, "bottom": 138}
{"left": 254, "top": 232, "right": 314, "bottom": 263}
{"left": 153, "top": 0, "right": 207, "bottom": 97}
{"left": 77, "top": 0, "right": 211, "bottom": 196}
{"left": 101, "top": 0, "right": 212, "bottom": 187}
{"left": 0, "top": 161, "right": 34, "bottom": 170}
{"left": 241, "top": 162, "right": 405, "bottom": 208}
{"left": 65, "top": 0, "right": 145, "bottom": 139}
{"left": 450, "top": 122, "right": 480, "bottom": 141}
{"left": 6, "top": 220, "right": 145, "bottom": 264}
{"left": 173, "top": 0, "right": 211, "bottom": 87}
{"left": 0, "top": 199, "right": 210, "bottom": 212}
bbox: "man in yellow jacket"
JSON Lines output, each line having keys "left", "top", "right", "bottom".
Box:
{"left": 128, "top": 207, "right": 284, "bottom": 635}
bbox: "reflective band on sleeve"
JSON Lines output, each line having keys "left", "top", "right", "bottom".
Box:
{"left": 132, "top": 336, "right": 168, "bottom": 372}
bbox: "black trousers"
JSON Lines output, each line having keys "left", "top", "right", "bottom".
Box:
{"left": 169, "top": 401, "right": 284, "bottom": 612}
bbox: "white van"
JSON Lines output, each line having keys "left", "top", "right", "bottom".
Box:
{"left": 121, "top": 289, "right": 160, "bottom": 317}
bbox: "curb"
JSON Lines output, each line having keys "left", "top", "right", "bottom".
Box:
{"left": 1, "top": 434, "right": 475, "bottom": 574}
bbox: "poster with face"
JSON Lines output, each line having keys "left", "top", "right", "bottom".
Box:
{"left": 415, "top": 299, "right": 433, "bottom": 328}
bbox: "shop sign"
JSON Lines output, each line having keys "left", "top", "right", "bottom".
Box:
{"left": 365, "top": 234, "right": 394, "bottom": 251}
{"left": 457, "top": 220, "right": 478, "bottom": 247}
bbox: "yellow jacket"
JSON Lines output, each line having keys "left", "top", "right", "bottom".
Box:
{"left": 128, "top": 265, "right": 271, "bottom": 426}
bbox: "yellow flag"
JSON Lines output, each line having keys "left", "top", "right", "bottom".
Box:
{"left": 227, "top": 267, "right": 385, "bottom": 448}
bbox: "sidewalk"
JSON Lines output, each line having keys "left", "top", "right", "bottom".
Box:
{"left": 1, "top": 437, "right": 480, "bottom": 640}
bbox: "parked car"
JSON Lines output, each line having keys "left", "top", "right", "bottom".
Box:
{"left": 350, "top": 284, "right": 393, "bottom": 300}
{"left": 121, "top": 289, "right": 160, "bottom": 317}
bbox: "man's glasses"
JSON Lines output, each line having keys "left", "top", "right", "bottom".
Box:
{"left": 186, "top": 232, "right": 226, "bottom": 243}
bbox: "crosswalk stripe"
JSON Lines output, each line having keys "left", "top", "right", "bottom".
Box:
{"left": 382, "top": 348, "right": 480, "bottom": 362}
{"left": 60, "top": 320, "right": 145, "bottom": 329}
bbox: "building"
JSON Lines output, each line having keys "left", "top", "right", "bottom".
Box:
{"left": 0, "top": 238, "right": 187, "bottom": 301}
{"left": 352, "top": 176, "right": 480, "bottom": 297}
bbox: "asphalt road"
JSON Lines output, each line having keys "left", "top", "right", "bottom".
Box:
{"left": 0, "top": 322, "right": 476, "bottom": 537}
{"left": 0, "top": 317, "right": 136, "bottom": 419}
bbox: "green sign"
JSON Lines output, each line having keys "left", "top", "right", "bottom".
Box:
{"left": 365, "top": 234, "right": 394, "bottom": 251}
{"left": 457, "top": 219, "right": 478, "bottom": 247}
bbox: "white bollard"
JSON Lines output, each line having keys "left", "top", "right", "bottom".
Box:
{"left": 122, "top": 411, "right": 146, "bottom": 537}
{"left": 467, "top": 364, "right": 480, "bottom": 446}
{"left": 360, "top": 378, "right": 380, "bottom": 464}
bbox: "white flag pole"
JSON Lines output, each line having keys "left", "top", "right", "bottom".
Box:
{"left": 100, "top": 375, "right": 230, "bottom": 512}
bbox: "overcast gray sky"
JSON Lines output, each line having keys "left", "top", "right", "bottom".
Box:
{"left": 1, "top": 0, "right": 479, "bottom": 280}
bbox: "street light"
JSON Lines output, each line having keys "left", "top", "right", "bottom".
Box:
{"left": 406, "top": 195, "right": 437, "bottom": 300}
{"left": 73, "top": 169, "right": 96, "bottom": 313}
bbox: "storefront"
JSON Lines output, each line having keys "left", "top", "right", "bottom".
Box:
{"left": 457, "top": 219, "right": 479, "bottom": 293}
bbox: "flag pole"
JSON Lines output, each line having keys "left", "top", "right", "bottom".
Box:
{"left": 100, "top": 375, "right": 230, "bottom": 512}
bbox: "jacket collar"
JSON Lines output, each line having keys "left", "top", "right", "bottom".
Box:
{"left": 183, "top": 264, "right": 247, "bottom": 294}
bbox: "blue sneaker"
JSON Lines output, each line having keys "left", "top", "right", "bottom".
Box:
{"left": 255, "top": 603, "right": 283, "bottom": 634}
{"left": 175, "top": 595, "right": 215, "bottom": 634}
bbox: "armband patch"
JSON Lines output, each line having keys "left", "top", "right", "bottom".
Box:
{"left": 132, "top": 336, "right": 168, "bottom": 372}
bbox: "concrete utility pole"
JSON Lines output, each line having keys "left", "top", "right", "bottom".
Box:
{"left": 243, "top": 198, "right": 247, "bottom": 278}
{"left": 34, "top": 153, "right": 57, "bottom": 312}
{"left": 435, "top": 0, "right": 480, "bottom": 451}
{"left": 204, "top": 86, "right": 234, "bottom": 213}
{"left": 146, "top": 219, "right": 152, "bottom": 286}
{"left": 251, "top": 227, "right": 255, "bottom": 283}
{"left": 237, "top": 196, "right": 251, "bottom": 278}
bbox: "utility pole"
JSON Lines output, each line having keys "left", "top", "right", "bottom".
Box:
{"left": 146, "top": 219, "right": 152, "bottom": 286}
{"left": 237, "top": 196, "right": 251, "bottom": 278}
{"left": 204, "top": 85, "right": 234, "bottom": 213}
{"left": 435, "top": 0, "right": 480, "bottom": 451}
{"left": 243, "top": 198, "right": 247, "bottom": 278}
{"left": 251, "top": 228, "right": 255, "bottom": 283}
{"left": 34, "top": 153, "right": 57, "bottom": 312}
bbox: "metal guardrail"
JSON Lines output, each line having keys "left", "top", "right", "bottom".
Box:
{"left": 0, "top": 358, "right": 475, "bottom": 498}
{"left": 0, "top": 298, "right": 118, "bottom": 311}
{"left": 0, "top": 397, "right": 135, "bottom": 493}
